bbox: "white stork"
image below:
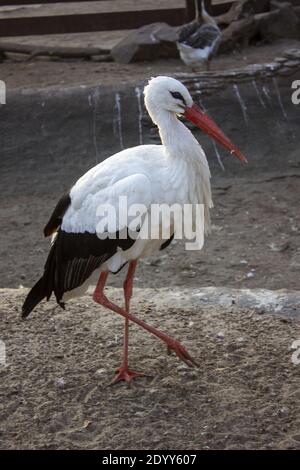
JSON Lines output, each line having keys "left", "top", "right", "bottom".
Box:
{"left": 22, "top": 76, "right": 246, "bottom": 384}
{"left": 177, "top": 0, "right": 221, "bottom": 71}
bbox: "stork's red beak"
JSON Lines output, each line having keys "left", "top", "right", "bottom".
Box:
{"left": 184, "top": 103, "right": 247, "bottom": 163}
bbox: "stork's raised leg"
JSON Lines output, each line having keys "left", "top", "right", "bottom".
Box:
{"left": 93, "top": 263, "right": 198, "bottom": 382}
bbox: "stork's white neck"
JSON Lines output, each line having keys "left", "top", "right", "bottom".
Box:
{"left": 152, "top": 108, "right": 212, "bottom": 224}
{"left": 154, "top": 109, "right": 205, "bottom": 163}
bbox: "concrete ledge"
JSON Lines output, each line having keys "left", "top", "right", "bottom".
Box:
{"left": 8, "top": 286, "right": 300, "bottom": 317}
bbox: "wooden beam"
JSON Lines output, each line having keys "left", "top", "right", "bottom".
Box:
{"left": 0, "top": 1, "right": 112, "bottom": 4}
{"left": 0, "top": 9, "right": 186, "bottom": 36}
{"left": 0, "top": 40, "right": 110, "bottom": 56}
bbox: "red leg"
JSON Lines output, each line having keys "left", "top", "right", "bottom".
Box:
{"left": 112, "top": 261, "right": 145, "bottom": 383}
{"left": 93, "top": 265, "right": 198, "bottom": 373}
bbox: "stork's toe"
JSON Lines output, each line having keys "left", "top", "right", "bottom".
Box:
{"left": 110, "top": 367, "right": 148, "bottom": 385}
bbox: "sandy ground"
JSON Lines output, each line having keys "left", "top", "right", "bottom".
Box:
{"left": 1, "top": 288, "right": 300, "bottom": 450}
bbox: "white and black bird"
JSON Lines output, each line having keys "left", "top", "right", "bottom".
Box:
{"left": 22, "top": 76, "right": 246, "bottom": 383}
{"left": 177, "top": 0, "right": 221, "bottom": 71}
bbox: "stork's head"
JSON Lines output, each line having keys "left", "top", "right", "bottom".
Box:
{"left": 144, "top": 76, "right": 247, "bottom": 162}
{"left": 144, "top": 76, "right": 193, "bottom": 118}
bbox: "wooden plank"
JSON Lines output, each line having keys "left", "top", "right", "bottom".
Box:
{"left": 0, "top": 40, "right": 110, "bottom": 55}
{"left": 0, "top": 8, "right": 186, "bottom": 36}
{"left": 0, "top": 1, "right": 186, "bottom": 17}
{"left": 0, "top": 0, "right": 235, "bottom": 3}
{"left": 0, "top": 1, "right": 111, "bottom": 4}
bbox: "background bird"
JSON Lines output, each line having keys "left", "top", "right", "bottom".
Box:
{"left": 177, "top": 0, "right": 221, "bottom": 71}
{"left": 22, "top": 76, "right": 246, "bottom": 384}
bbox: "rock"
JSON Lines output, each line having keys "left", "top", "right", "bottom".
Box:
{"left": 258, "top": 3, "right": 300, "bottom": 40}
{"left": 268, "top": 241, "right": 290, "bottom": 252}
{"left": 111, "top": 22, "right": 179, "bottom": 64}
{"left": 219, "top": 17, "right": 258, "bottom": 53}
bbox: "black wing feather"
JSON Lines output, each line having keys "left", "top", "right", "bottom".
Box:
{"left": 22, "top": 189, "right": 139, "bottom": 318}
{"left": 22, "top": 228, "right": 135, "bottom": 318}
{"left": 179, "top": 24, "right": 220, "bottom": 49}
{"left": 178, "top": 20, "right": 199, "bottom": 43}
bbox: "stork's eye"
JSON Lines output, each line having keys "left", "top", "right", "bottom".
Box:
{"left": 170, "top": 91, "right": 186, "bottom": 106}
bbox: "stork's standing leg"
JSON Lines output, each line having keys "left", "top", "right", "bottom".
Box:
{"left": 93, "top": 263, "right": 198, "bottom": 382}
{"left": 112, "top": 260, "right": 145, "bottom": 384}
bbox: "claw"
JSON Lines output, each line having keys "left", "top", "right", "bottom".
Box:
{"left": 167, "top": 340, "right": 199, "bottom": 368}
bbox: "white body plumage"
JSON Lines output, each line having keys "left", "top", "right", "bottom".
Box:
{"left": 61, "top": 77, "right": 213, "bottom": 299}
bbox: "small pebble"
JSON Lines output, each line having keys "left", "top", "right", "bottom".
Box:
{"left": 55, "top": 377, "right": 66, "bottom": 388}
{"left": 94, "top": 368, "right": 106, "bottom": 377}
{"left": 256, "top": 308, "right": 265, "bottom": 315}
{"left": 278, "top": 406, "right": 289, "bottom": 417}
{"left": 237, "top": 336, "right": 246, "bottom": 343}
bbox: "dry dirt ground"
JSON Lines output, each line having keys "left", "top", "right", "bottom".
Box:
{"left": 1, "top": 288, "right": 300, "bottom": 450}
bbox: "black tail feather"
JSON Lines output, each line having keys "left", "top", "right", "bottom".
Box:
{"left": 21, "top": 240, "right": 57, "bottom": 318}
{"left": 22, "top": 224, "right": 134, "bottom": 318}
{"left": 22, "top": 277, "right": 47, "bottom": 319}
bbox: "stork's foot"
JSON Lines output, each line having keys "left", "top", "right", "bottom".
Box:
{"left": 166, "top": 339, "right": 199, "bottom": 368}
{"left": 110, "top": 366, "right": 147, "bottom": 385}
